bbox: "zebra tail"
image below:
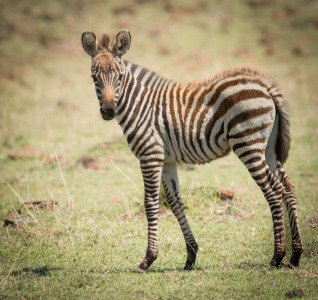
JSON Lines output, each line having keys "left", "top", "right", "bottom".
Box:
{"left": 269, "top": 86, "right": 291, "bottom": 165}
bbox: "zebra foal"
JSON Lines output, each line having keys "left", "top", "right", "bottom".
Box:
{"left": 81, "top": 29, "right": 303, "bottom": 271}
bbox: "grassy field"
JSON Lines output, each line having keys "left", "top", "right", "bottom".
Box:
{"left": 1, "top": 0, "right": 318, "bottom": 298}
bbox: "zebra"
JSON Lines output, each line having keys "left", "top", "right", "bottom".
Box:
{"left": 81, "top": 29, "right": 303, "bottom": 271}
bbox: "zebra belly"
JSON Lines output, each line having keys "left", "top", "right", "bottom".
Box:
{"left": 163, "top": 122, "right": 231, "bottom": 165}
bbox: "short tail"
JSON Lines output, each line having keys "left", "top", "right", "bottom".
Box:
{"left": 268, "top": 85, "right": 291, "bottom": 164}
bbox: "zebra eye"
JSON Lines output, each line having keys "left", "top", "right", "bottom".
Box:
{"left": 118, "top": 74, "right": 123, "bottom": 80}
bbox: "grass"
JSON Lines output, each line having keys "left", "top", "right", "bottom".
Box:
{"left": 1, "top": 0, "right": 318, "bottom": 298}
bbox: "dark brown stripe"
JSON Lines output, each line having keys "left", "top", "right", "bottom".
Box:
{"left": 189, "top": 89, "right": 210, "bottom": 160}
{"left": 184, "top": 87, "right": 207, "bottom": 162}
{"left": 214, "top": 122, "right": 225, "bottom": 150}
{"left": 248, "top": 160, "right": 267, "bottom": 173}
{"left": 162, "top": 84, "right": 178, "bottom": 160}
{"left": 238, "top": 149, "right": 264, "bottom": 160}
{"left": 245, "top": 156, "right": 262, "bottom": 165}
{"left": 169, "top": 83, "right": 185, "bottom": 162}
{"left": 118, "top": 72, "right": 136, "bottom": 116}
{"left": 176, "top": 88, "right": 197, "bottom": 163}
{"left": 130, "top": 117, "right": 153, "bottom": 152}
{"left": 205, "top": 90, "right": 270, "bottom": 150}
{"left": 228, "top": 122, "right": 272, "bottom": 139}
{"left": 227, "top": 106, "right": 273, "bottom": 133}
{"left": 232, "top": 137, "right": 266, "bottom": 152}
{"left": 198, "top": 78, "right": 267, "bottom": 132}
{"left": 136, "top": 76, "right": 162, "bottom": 128}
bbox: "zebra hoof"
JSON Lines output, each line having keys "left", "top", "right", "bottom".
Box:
{"left": 288, "top": 252, "right": 302, "bottom": 268}
{"left": 183, "top": 263, "right": 195, "bottom": 271}
{"left": 135, "top": 266, "right": 147, "bottom": 272}
{"left": 269, "top": 259, "right": 283, "bottom": 269}
{"left": 138, "top": 261, "right": 150, "bottom": 271}
{"left": 269, "top": 250, "right": 286, "bottom": 269}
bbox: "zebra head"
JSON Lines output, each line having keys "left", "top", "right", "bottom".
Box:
{"left": 81, "top": 29, "right": 131, "bottom": 120}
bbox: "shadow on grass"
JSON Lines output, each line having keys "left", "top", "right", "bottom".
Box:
{"left": 133, "top": 266, "right": 206, "bottom": 274}
{"left": 236, "top": 261, "right": 268, "bottom": 270}
{"left": 235, "top": 260, "right": 301, "bottom": 271}
{"left": 11, "top": 265, "right": 62, "bottom": 277}
{"left": 105, "top": 265, "right": 207, "bottom": 274}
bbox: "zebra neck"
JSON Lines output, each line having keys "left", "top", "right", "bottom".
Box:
{"left": 116, "top": 61, "right": 202, "bottom": 131}
{"left": 120, "top": 61, "right": 199, "bottom": 106}
{"left": 116, "top": 62, "right": 168, "bottom": 121}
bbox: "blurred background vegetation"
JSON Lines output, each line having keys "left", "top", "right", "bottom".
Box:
{"left": 0, "top": 0, "right": 317, "bottom": 298}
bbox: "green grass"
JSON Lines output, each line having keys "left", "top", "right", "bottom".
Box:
{"left": 1, "top": 0, "right": 318, "bottom": 298}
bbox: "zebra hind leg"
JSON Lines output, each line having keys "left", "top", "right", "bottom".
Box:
{"left": 162, "top": 163, "right": 198, "bottom": 270}
{"left": 237, "top": 151, "right": 286, "bottom": 268}
{"left": 276, "top": 164, "right": 304, "bottom": 267}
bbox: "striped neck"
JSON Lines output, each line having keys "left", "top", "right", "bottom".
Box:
{"left": 116, "top": 61, "right": 170, "bottom": 123}
{"left": 116, "top": 61, "right": 200, "bottom": 124}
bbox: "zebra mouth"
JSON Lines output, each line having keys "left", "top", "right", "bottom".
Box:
{"left": 100, "top": 108, "right": 115, "bottom": 120}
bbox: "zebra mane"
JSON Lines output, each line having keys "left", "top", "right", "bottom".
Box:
{"left": 124, "top": 60, "right": 173, "bottom": 89}
{"left": 98, "top": 34, "right": 113, "bottom": 51}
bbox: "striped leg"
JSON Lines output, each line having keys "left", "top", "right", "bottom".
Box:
{"left": 238, "top": 153, "right": 286, "bottom": 267}
{"left": 276, "top": 165, "right": 303, "bottom": 267}
{"left": 138, "top": 159, "right": 163, "bottom": 271}
{"left": 162, "top": 163, "right": 198, "bottom": 270}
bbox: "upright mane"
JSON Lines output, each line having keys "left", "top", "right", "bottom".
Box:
{"left": 98, "top": 34, "right": 113, "bottom": 51}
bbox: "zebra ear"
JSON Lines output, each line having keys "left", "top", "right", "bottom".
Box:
{"left": 82, "top": 31, "right": 98, "bottom": 57}
{"left": 113, "top": 29, "right": 131, "bottom": 57}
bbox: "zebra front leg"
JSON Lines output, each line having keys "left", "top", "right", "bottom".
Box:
{"left": 162, "top": 163, "right": 198, "bottom": 271}
{"left": 137, "top": 159, "right": 163, "bottom": 271}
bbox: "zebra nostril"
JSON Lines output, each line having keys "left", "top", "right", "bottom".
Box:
{"left": 100, "top": 107, "right": 114, "bottom": 114}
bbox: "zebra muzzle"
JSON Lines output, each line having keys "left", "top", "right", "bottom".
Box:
{"left": 100, "top": 107, "right": 115, "bottom": 120}
{"left": 100, "top": 99, "right": 115, "bottom": 120}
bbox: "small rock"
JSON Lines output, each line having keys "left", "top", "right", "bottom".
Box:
{"left": 78, "top": 156, "right": 100, "bottom": 170}
{"left": 218, "top": 189, "right": 235, "bottom": 201}
{"left": 285, "top": 289, "right": 304, "bottom": 298}
{"left": 4, "top": 215, "right": 34, "bottom": 227}
{"left": 24, "top": 200, "right": 58, "bottom": 211}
